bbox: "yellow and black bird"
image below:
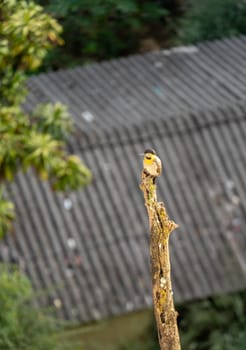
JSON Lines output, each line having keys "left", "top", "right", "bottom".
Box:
{"left": 142, "top": 149, "right": 162, "bottom": 182}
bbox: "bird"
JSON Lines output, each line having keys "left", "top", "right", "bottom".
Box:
{"left": 142, "top": 149, "right": 162, "bottom": 181}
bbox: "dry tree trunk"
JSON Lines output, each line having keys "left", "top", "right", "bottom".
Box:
{"left": 140, "top": 170, "right": 181, "bottom": 350}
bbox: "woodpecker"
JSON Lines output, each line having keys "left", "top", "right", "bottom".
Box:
{"left": 142, "top": 149, "right": 162, "bottom": 181}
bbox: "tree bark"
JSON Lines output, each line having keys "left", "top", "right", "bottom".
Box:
{"left": 140, "top": 170, "right": 181, "bottom": 350}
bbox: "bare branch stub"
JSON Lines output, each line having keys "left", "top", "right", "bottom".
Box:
{"left": 140, "top": 170, "right": 181, "bottom": 350}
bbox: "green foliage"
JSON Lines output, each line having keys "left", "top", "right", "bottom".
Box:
{"left": 0, "top": 0, "right": 63, "bottom": 105}
{"left": 0, "top": 0, "right": 63, "bottom": 72}
{"left": 122, "top": 291, "right": 246, "bottom": 350}
{"left": 51, "top": 155, "right": 91, "bottom": 191}
{"left": 33, "top": 103, "right": 73, "bottom": 140}
{"left": 0, "top": 0, "right": 92, "bottom": 238}
{"left": 36, "top": 0, "right": 169, "bottom": 69}
{"left": 0, "top": 188, "right": 15, "bottom": 239}
{"left": 0, "top": 265, "right": 64, "bottom": 350}
{"left": 32, "top": 0, "right": 246, "bottom": 69}
{"left": 178, "top": 291, "right": 246, "bottom": 350}
{"left": 178, "top": 0, "right": 246, "bottom": 44}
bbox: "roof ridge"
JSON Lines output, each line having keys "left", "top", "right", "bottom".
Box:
{"left": 71, "top": 100, "right": 246, "bottom": 151}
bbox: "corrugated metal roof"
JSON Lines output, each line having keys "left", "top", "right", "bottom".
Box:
{"left": 2, "top": 102, "right": 246, "bottom": 322}
{"left": 1, "top": 36, "right": 246, "bottom": 323}
{"left": 23, "top": 36, "right": 246, "bottom": 135}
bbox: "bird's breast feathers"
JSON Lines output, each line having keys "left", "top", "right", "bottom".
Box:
{"left": 144, "top": 159, "right": 161, "bottom": 177}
